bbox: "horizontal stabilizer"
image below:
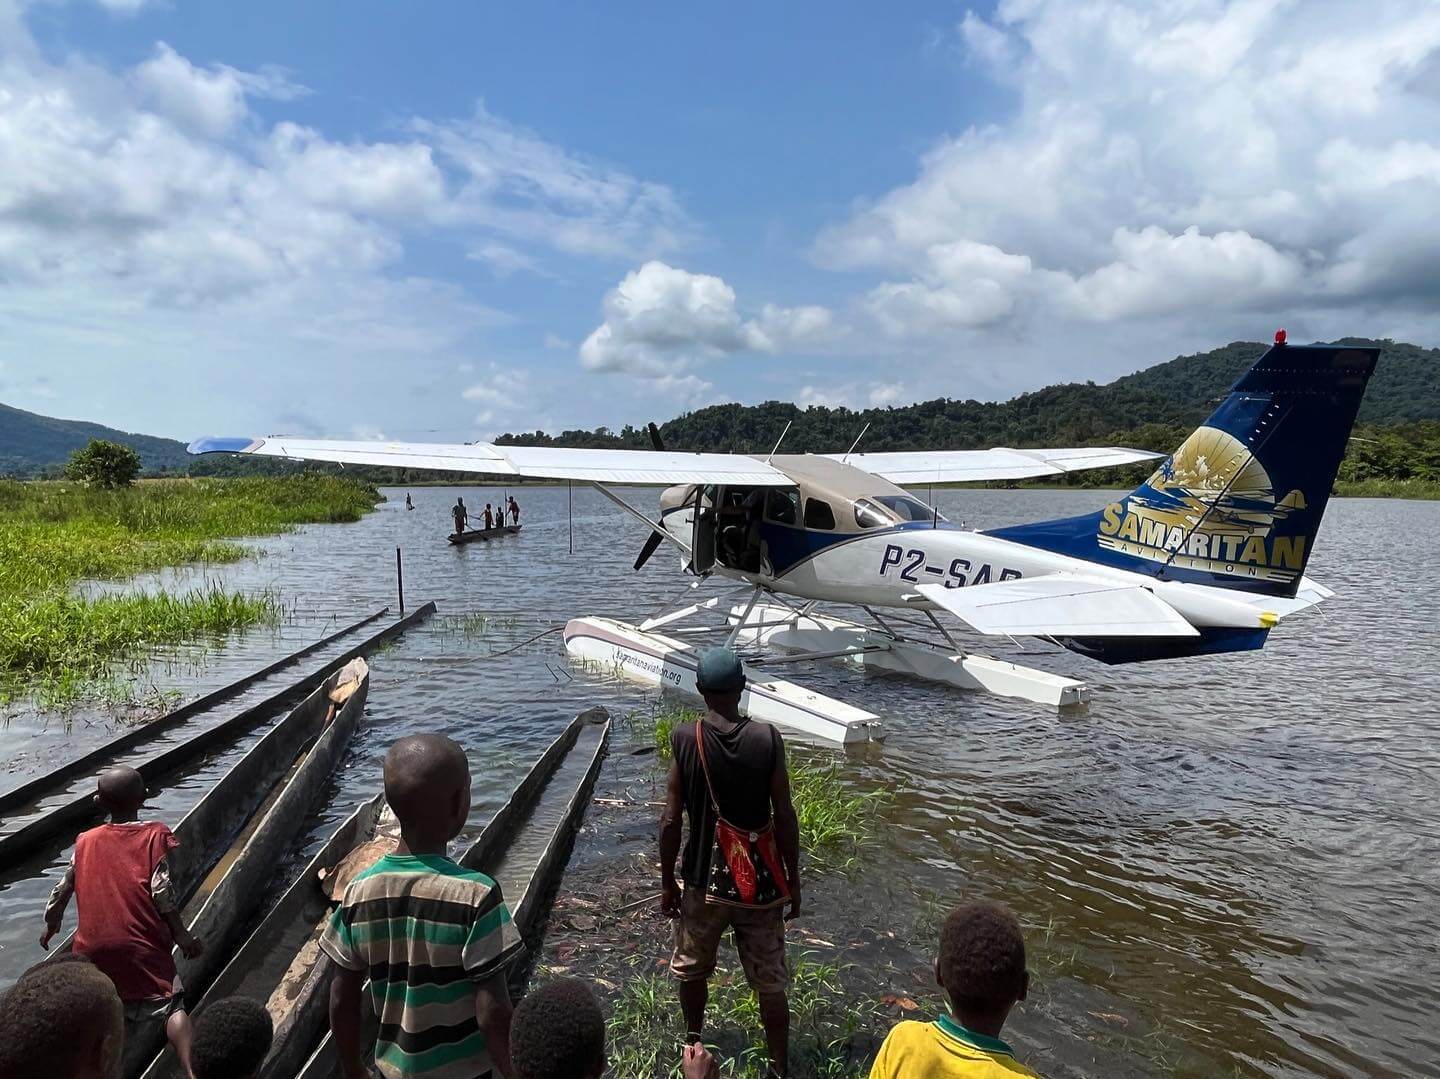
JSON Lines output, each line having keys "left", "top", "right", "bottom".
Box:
{"left": 917, "top": 574, "right": 1199, "bottom": 638}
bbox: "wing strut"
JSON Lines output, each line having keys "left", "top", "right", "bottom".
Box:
{"left": 589, "top": 483, "right": 691, "bottom": 557}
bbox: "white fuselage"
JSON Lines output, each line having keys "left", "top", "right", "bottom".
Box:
{"left": 662, "top": 507, "right": 1277, "bottom": 631}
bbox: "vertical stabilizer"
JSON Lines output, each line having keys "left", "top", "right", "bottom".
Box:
{"left": 989, "top": 337, "right": 1379, "bottom": 597}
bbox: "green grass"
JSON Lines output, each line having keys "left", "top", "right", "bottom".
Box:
{"left": 0, "top": 476, "right": 379, "bottom": 705}
{"left": 639, "top": 704, "right": 891, "bottom": 876}
{"left": 1332, "top": 477, "right": 1440, "bottom": 499}
{"left": 606, "top": 952, "right": 879, "bottom": 1078}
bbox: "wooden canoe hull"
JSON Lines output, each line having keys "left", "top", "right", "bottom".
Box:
{"left": 124, "top": 669, "right": 370, "bottom": 1078}
{"left": 0, "top": 604, "right": 434, "bottom": 868}
{"left": 448, "top": 524, "right": 522, "bottom": 545}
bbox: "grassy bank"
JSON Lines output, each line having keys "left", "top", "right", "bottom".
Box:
{"left": 0, "top": 476, "right": 380, "bottom": 706}
{"left": 1332, "top": 478, "right": 1440, "bottom": 499}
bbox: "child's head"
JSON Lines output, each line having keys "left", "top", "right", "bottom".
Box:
{"left": 95, "top": 766, "right": 146, "bottom": 818}
{"left": 511, "top": 978, "right": 607, "bottom": 1079}
{"left": 383, "top": 734, "right": 471, "bottom": 843}
{"left": 936, "top": 901, "right": 1029, "bottom": 1032}
{"left": 0, "top": 955, "right": 124, "bottom": 1078}
{"left": 191, "top": 996, "right": 274, "bottom": 1079}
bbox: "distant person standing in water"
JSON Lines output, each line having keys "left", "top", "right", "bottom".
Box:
{"left": 405, "top": 493, "right": 413, "bottom": 511}
{"left": 508, "top": 496, "right": 520, "bottom": 526}
{"left": 452, "top": 498, "right": 468, "bottom": 535}
{"left": 484, "top": 503, "right": 495, "bottom": 530}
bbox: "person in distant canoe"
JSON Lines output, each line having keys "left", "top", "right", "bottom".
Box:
{"left": 452, "top": 498, "right": 468, "bottom": 535}
{"left": 508, "top": 496, "right": 520, "bottom": 526}
{"left": 484, "top": 503, "right": 495, "bottom": 530}
{"left": 42, "top": 766, "right": 205, "bottom": 1077}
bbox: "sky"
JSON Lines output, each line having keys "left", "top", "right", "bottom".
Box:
{"left": 1, "top": 0, "right": 1439, "bottom": 444}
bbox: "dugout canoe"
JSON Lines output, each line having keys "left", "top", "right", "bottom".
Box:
{"left": 115, "top": 662, "right": 371, "bottom": 1078}
{"left": 448, "top": 523, "right": 522, "bottom": 545}
{"left": 150, "top": 708, "right": 610, "bottom": 1079}
{"left": 0, "top": 607, "right": 387, "bottom": 821}
{"left": 0, "top": 603, "right": 434, "bottom": 869}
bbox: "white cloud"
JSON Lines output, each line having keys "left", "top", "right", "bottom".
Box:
{"left": 467, "top": 241, "right": 541, "bottom": 277}
{"left": 797, "top": 381, "right": 909, "bottom": 409}
{"left": 0, "top": 14, "right": 689, "bottom": 312}
{"left": 94, "top": 0, "right": 158, "bottom": 14}
{"left": 413, "top": 105, "right": 692, "bottom": 260}
{"left": 817, "top": 0, "right": 1440, "bottom": 349}
{"left": 542, "top": 332, "right": 571, "bottom": 350}
{"left": 579, "top": 261, "right": 833, "bottom": 379}
{"left": 133, "top": 44, "right": 307, "bottom": 138}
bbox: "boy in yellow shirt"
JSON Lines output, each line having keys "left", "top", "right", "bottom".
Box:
{"left": 870, "top": 901, "right": 1041, "bottom": 1078}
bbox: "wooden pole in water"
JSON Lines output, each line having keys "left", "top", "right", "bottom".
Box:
{"left": 395, "top": 547, "right": 405, "bottom": 614}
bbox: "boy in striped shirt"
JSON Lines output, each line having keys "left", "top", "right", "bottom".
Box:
{"left": 323, "top": 735, "right": 524, "bottom": 1079}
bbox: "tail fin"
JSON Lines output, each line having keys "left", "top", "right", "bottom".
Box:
{"left": 989, "top": 337, "right": 1379, "bottom": 597}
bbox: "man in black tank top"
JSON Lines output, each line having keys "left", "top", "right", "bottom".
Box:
{"left": 660, "top": 648, "right": 801, "bottom": 1077}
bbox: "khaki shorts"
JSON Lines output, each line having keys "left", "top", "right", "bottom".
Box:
{"left": 670, "top": 886, "right": 789, "bottom": 994}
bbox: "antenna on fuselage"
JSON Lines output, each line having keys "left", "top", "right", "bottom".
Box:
{"left": 841, "top": 422, "right": 870, "bottom": 464}
{"left": 766, "top": 420, "right": 793, "bottom": 464}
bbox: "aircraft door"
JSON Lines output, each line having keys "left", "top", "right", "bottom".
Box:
{"left": 690, "top": 485, "right": 717, "bottom": 574}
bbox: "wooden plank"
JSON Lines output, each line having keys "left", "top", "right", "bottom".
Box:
{"left": 0, "top": 607, "right": 388, "bottom": 816}
{"left": 0, "top": 603, "right": 436, "bottom": 868}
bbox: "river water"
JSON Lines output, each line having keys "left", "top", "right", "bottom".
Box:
{"left": 1, "top": 486, "right": 1436, "bottom": 1078}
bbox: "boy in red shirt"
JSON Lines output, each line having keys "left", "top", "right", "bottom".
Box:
{"left": 41, "top": 765, "right": 204, "bottom": 1076}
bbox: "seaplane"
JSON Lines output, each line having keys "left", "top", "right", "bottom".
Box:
{"left": 190, "top": 334, "right": 1378, "bottom": 744}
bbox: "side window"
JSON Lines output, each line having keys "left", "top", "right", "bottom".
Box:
{"left": 765, "top": 488, "right": 800, "bottom": 526}
{"left": 803, "top": 498, "right": 836, "bottom": 530}
{"left": 854, "top": 499, "right": 890, "bottom": 529}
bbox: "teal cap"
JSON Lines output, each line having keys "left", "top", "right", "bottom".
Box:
{"left": 695, "top": 647, "right": 745, "bottom": 693}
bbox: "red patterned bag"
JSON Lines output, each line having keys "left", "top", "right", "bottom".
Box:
{"left": 695, "top": 721, "right": 790, "bottom": 908}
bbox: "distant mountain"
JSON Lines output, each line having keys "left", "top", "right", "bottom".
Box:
{"left": 3, "top": 338, "right": 1435, "bottom": 477}
{"left": 0, "top": 402, "right": 189, "bottom": 476}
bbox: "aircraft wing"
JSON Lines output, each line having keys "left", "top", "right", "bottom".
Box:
{"left": 916, "top": 574, "right": 1199, "bottom": 638}
{"left": 187, "top": 437, "right": 793, "bottom": 487}
{"left": 827, "top": 446, "right": 1163, "bottom": 485}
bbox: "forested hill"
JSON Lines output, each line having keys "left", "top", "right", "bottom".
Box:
{"left": 496, "top": 338, "right": 1438, "bottom": 455}
{"left": 0, "top": 401, "right": 189, "bottom": 475}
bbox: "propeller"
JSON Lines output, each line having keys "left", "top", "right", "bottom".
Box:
{"left": 634, "top": 423, "right": 668, "bottom": 571}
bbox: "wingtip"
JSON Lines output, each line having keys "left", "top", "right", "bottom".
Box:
{"left": 187, "top": 436, "right": 264, "bottom": 456}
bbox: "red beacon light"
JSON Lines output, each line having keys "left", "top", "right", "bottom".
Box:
{"left": 1274, "top": 328, "right": 1287, "bottom": 345}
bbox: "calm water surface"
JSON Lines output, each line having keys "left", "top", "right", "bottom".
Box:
{"left": 2, "top": 486, "right": 1436, "bottom": 1078}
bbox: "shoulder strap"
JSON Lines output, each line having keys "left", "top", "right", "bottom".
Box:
{"left": 694, "top": 720, "right": 720, "bottom": 810}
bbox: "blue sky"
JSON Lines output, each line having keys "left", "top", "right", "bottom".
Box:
{"left": 2, "top": 0, "right": 1439, "bottom": 443}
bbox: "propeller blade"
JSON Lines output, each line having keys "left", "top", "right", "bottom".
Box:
{"left": 647, "top": 422, "right": 665, "bottom": 452}
{"left": 633, "top": 530, "right": 665, "bottom": 571}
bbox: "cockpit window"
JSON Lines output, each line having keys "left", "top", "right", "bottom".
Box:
{"left": 853, "top": 499, "right": 890, "bottom": 529}
{"left": 874, "top": 494, "right": 944, "bottom": 523}
{"left": 765, "top": 488, "right": 800, "bottom": 526}
{"left": 854, "top": 495, "right": 944, "bottom": 528}
{"left": 803, "top": 498, "right": 836, "bottom": 530}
